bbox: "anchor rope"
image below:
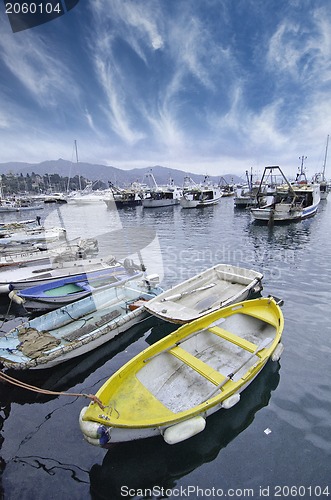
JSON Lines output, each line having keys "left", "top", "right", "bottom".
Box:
{"left": 0, "top": 370, "right": 105, "bottom": 409}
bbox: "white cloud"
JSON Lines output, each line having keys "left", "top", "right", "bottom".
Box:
{"left": 0, "top": 30, "right": 80, "bottom": 109}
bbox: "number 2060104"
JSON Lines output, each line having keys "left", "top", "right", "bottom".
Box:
{"left": 5, "top": 3, "right": 62, "bottom": 15}
{"left": 274, "top": 485, "right": 330, "bottom": 497}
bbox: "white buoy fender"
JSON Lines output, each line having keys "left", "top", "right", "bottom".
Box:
{"left": 222, "top": 393, "right": 240, "bottom": 409}
{"left": 271, "top": 342, "right": 284, "bottom": 362}
{"left": 83, "top": 435, "right": 102, "bottom": 447}
{"left": 0, "top": 284, "right": 14, "bottom": 294}
{"left": 79, "top": 407, "right": 102, "bottom": 439}
{"left": 163, "top": 416, "right": 206, "bottom": 445}
{"left": 8, "top": 290, "right": 25, "bottom": 305}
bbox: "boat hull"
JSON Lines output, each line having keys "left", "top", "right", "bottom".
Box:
{"left": 80, "top": 297, "right": 284, "bottom": 446}
{"left": 15, "top": 265, "right": 143, "bottom": 312}
{"left": 0, "top": 283, "right": 162, "bottom": 370}
{"left": 144, "top": 264, "right": 263, "bottom": 323}
{"left": 142, "top": 198, "right": 180, "bottom": 208}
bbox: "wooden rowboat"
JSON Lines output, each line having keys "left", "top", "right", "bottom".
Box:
{"left": 11, "top": 263, "right": 144, "bottom": 312}
{"left": 79, "top": 297, "right": 284, "bottom": 446}
{"left": 0, "top": 279, "right": 162, "bottom": 370}
{"left": 144, "top": 264, "right": 263, "bottom": 323}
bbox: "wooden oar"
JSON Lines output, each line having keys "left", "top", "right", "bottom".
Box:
{"left": 161, "top": 283, "right": 216, "bottom": 302}
{"left": 202, "top": 337, "right": 273, "bottom": 402}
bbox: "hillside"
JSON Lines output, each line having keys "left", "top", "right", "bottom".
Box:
{"left": 0, "top": 159, "right": 242, "bottom": 187}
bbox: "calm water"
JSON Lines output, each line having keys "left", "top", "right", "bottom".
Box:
{"left": 0, "top": 197, "right": 330, "bottom": 499}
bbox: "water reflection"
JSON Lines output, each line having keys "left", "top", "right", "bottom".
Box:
{"left": 89, "top": 360, "right": 281, "bottom": 499}
{"left": 0, "top": 316, "right": 160, "bottom": 406}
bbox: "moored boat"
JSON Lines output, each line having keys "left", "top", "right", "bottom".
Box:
{"left": 251, "top": 164, "right": 320, "bottom": 223}
{"left": 10, "top": 263, "right": 144, "bottom": 312}
{"left": 144, "top": 264, "right": 263, "bottom": 323}
{"left": 0, "top": 277, "right": 162, "bottom": 370}
{"left": 106, "top": 182, "right": 144, "bottom": 208}
{"left": 0, "top": 237, "right": 98, "bottom": 268}
{"left": 79, "top": 297, "right": 284, "bottom": 446}
{"left": 0, "top": 226, "right": 66, "bottom": 245}
{"left": 0, "top": 254, "right": 121, "bottom": 292}
{"left": 142, "top": 173, "right": 182, "bottom": 208}
{"left": 180, "top": 176, "right": 222, "bottom": 208}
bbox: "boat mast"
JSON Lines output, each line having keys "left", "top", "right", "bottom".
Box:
{"left": 322, "top": 135, "right": 329, "bottom": 181}
{"left": 296, "top": 155, "right": 307, "bottom": 183}
{"left": 74, "top": 139, "right": 82, "bottom": 191}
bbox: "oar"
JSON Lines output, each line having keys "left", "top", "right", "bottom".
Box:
{"left": 161, "top": 283, "right": 216, "bottom": 302}
{"left": 202, "top": 337, "right": 273, "bottom": 403}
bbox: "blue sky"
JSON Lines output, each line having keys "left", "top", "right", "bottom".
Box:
{"left": 0, "top": 0, "right": 330, "bottom": 179}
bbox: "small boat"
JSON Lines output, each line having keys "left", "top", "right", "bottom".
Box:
{"left": 144, "top": 264, "right": 263, "bottom": 323}
{"left": 0, "top": 226, "right": 66, "bottom": 245}
{"left": 43, "top": 192, "right": 68, "bottom": 204}
{"left": 180, "top": 176, "right": 222, "bottom": 208}
{"left": 142, "top": 173, "right": 183, "bottom": 208}
{"left": 11, "top": 263, "right": 145, "bottom": 312}
{"left": 0, "top": 237, "right": 98, "bottom": 268}
{"left": 79, "top": 296, "right": 284, "bottom": 446}
{"left": 0, "top": 277, "right": 162, "bottom": 370}
{"left": 0, "top": 254, "right": 123, "bottom": 292}
{"left": 251, "top": 164, "right": 321, "bottom": 223}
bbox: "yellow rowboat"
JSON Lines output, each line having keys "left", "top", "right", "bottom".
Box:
{"left": 80, "top": 297, "right": 284, "bottom": 446}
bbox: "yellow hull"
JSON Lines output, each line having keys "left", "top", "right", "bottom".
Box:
{"left": 80, "top": 297, "right": 284, "bottom": 445}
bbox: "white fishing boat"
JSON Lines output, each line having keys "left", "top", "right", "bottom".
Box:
{"left": 180, "top": 176, "right": 222, "bottom": 208}
{"left": 0, "top": 276, "right": 162, "bottom": 370}
{"left": 144, "top": 264, "right": 263, "bottom": 323}
{"left": 79, "top": 297, "right": 284, "bottom": 446}
{"left": 251, "top": 164, "right": 320, "bottom": 223}
{"left": 142, "top": 173, "right": 182, "bottom": 208}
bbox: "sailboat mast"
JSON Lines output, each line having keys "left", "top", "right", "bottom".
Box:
{"left": 322, "top": 135, "right": 329, "bottom": 180}
{"left": 74, "top": 139, "right": 82, "bottom": 191}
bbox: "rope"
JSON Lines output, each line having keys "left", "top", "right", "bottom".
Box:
{"left": 0, "top": 294, "right": 16, "bottom": 331}
{"left": 0, "top": 370, "right": 105, "bottom": 409}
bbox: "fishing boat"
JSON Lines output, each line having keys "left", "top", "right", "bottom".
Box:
{"left": 144, "top": 264, "right": 263, "bottom": 323}
{"left": 142, "top": 173, "right": 182, "bottom": 208}
{"left": 106, "top": 182, "right": 144, "bottom": 208}
{"left": 0, "top": 276, "right": 162, "bottom": 370}
{"left": 251, "top": 164, "right": 320, "bottom": 223}
{"left": 180, "top": 176, "right": 222, "bottom": 208}
{"left": 10, "top": 263, "right": 145, "bottom": 312}
{"left": 79, "top": 296, "right": 284, "bottom": 446}
{"left": 234, "top": 169, "right": 262, "bottom": 208}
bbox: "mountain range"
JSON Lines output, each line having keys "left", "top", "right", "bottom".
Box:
{"left": 0, "top": 159, "right": 243, "bottom": 187}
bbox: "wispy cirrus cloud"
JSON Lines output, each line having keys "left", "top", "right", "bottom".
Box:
{"left": 0, "top": 24, "right": 79, "bottom": 109}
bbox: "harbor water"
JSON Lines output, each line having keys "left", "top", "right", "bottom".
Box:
{"left": 0, "top": 197, "right": 330, "bottom": 499}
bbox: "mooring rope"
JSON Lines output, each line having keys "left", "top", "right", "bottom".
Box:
{"left": 0, "top": 370, "right": 105, "bottom": 409}
{"left": 0, "top": 294, "right": 16, "bottom": 331}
